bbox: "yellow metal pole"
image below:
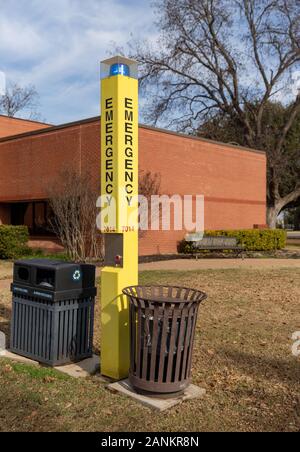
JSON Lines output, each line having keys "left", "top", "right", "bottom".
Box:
{"left": 100, "top": 57, "right": 138, "bottom": 379}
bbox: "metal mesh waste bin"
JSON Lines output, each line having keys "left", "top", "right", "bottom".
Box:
{"left": 10, "top": 259, "right": 96, "bottom": 366}
{"left": 123, "top": 285, "right": 207, "bottom": 397}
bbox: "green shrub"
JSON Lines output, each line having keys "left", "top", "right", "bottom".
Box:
{"left": 179, "top": 229, "right": 287, "bottom": 253}
{"left": 0, "top": 225, "right": 29, "bottom": 259}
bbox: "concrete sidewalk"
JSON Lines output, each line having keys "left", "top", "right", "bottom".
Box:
{"left": 138, "top": 258, "right": 300, "bottom": 271}
{"left": 287, "top": 231, "right": 300, "bottom": 239}
{"left": 1, "top": 259, "right": 299, "bottom": 287}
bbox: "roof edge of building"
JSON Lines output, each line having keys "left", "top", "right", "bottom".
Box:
{"left": 0, "top": 114, "right": 52, "bottom": 127}
{"left": 0, "top": 116, "right": 100, "bottom": 143}
{"left": 0, "top": 115, "right": 265, "bottom": 155}
{"left": 140, "top": 124, "right": 266, "bottom": 156}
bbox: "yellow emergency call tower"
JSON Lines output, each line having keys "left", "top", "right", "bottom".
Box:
{"left": 100, "top": 56, "right": 139, "bottom": 379}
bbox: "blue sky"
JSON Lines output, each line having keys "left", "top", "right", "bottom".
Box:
{"left": 0, "top": 0, "right": 157, "bottom": 124}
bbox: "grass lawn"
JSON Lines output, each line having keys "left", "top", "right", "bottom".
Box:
{"left": 0, "top": 267, "right": 300, "bottom": 432}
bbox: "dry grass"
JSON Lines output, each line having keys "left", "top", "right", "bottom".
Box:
{"left": 0, "top": 261, "right": 13, "bottom": 280}
{"left": 0, "top": 266, "right": 300, "bottom": 432}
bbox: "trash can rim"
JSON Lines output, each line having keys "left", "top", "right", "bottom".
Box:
{"left": 122, "top": 284, "right": 207, "bottom": 304}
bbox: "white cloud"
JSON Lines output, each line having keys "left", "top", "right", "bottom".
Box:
{"left": 0, "top": 0, "right": 157, "bottom": 123}
{"left": 0, "top": 18, "right": 45, "bottom": 60}
{"left": 0, "top": 71, "right": 6, "bottom": 95}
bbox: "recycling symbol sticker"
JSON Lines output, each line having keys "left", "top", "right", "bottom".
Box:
{"left": 72, "top": 270, "right": 81, "bottom": 282}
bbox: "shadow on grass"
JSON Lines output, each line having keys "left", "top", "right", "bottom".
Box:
{"left": 220, "top": 347, "right": 300, "bottom": 385}
{"left": 0, "top": 360, "right": 71, "bottom": 432}
{"left": 214, "top": 347, "right": 300, "bottom": 431}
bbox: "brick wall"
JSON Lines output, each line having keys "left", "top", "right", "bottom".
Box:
{"left": 0, "top": 115, "right": 50, "bottom": 138}
{"left": 139, "top": 127, "right": 266, "bottom": 254}
{"left": 0, "top": 118, "right": 266, "bottom": 255}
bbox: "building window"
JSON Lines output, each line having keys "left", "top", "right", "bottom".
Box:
{"left": 10, "top": 201, "right": 54, "bottom": 236}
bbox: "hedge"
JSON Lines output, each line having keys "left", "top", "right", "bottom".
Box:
{"left": 0, "top": 225, "right": 30, "bottom": 259}
{"left": 179, "top": 229, "right": 287, "bottom": 253}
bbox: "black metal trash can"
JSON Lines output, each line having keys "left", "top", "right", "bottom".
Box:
{"left": 10, "top": 259, "right": 96, "bottom": 366}
{"left": 123, "top": 285, "right": 207, "bottom": 397}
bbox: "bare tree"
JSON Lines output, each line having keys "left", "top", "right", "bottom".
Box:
{"left": 48, "top": 168, "right": 103, "bottom": 262}
{"left": 139, "top": 170, "right": 161, "bottom": 201}
{"left": 48, "top": 168, "right": 161, "bottom": 261}
{"left": 200, "top": 100, "right": 300, "bottom": 223}
{"left": 132, "top": 0, "right": 300, "bottom": 227}
{"left": 139, "top": 170, "right": 161, "bottom": 235}
{"left": 0, "top": 82, "right": 40, "bottom": 118}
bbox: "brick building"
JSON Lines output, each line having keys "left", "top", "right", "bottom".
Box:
{"left": 0, "top": 115, "right": 266, "bottom": 255}
{"left": 0, "top": 115, "right": 50, "bottom": 138}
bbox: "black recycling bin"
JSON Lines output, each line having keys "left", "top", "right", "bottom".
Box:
{"left": 123, "top": 285, "right": 207, "bottom": 397}
{"left": 10, "top": 259, "right": 97, "bottom": 366}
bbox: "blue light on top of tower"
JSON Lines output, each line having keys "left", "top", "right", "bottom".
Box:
{"left": 109, "top": 63, "right": 130, "bottom": 77}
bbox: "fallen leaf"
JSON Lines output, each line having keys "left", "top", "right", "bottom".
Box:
{"left": 43, "top": 376, "right": 56, "bottom": 383}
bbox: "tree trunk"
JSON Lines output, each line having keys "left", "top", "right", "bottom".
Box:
{"left": 267, "top": 206, "right": 280, "bottom": 229}
{"left": 267, "top": 187, "right": 300, "bottom": 229}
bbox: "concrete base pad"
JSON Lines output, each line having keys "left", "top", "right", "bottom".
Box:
{"left": 0, "top": 350, "right": 39, "bottom": 365}
{"left": 54, "top": 355, "right": 100, "bottom": 378}
{"left": 107, "top": 379, "right": 206, "bottom": 411}
{"left": 0, "top": 350, "right": 100, "bottom": 378}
